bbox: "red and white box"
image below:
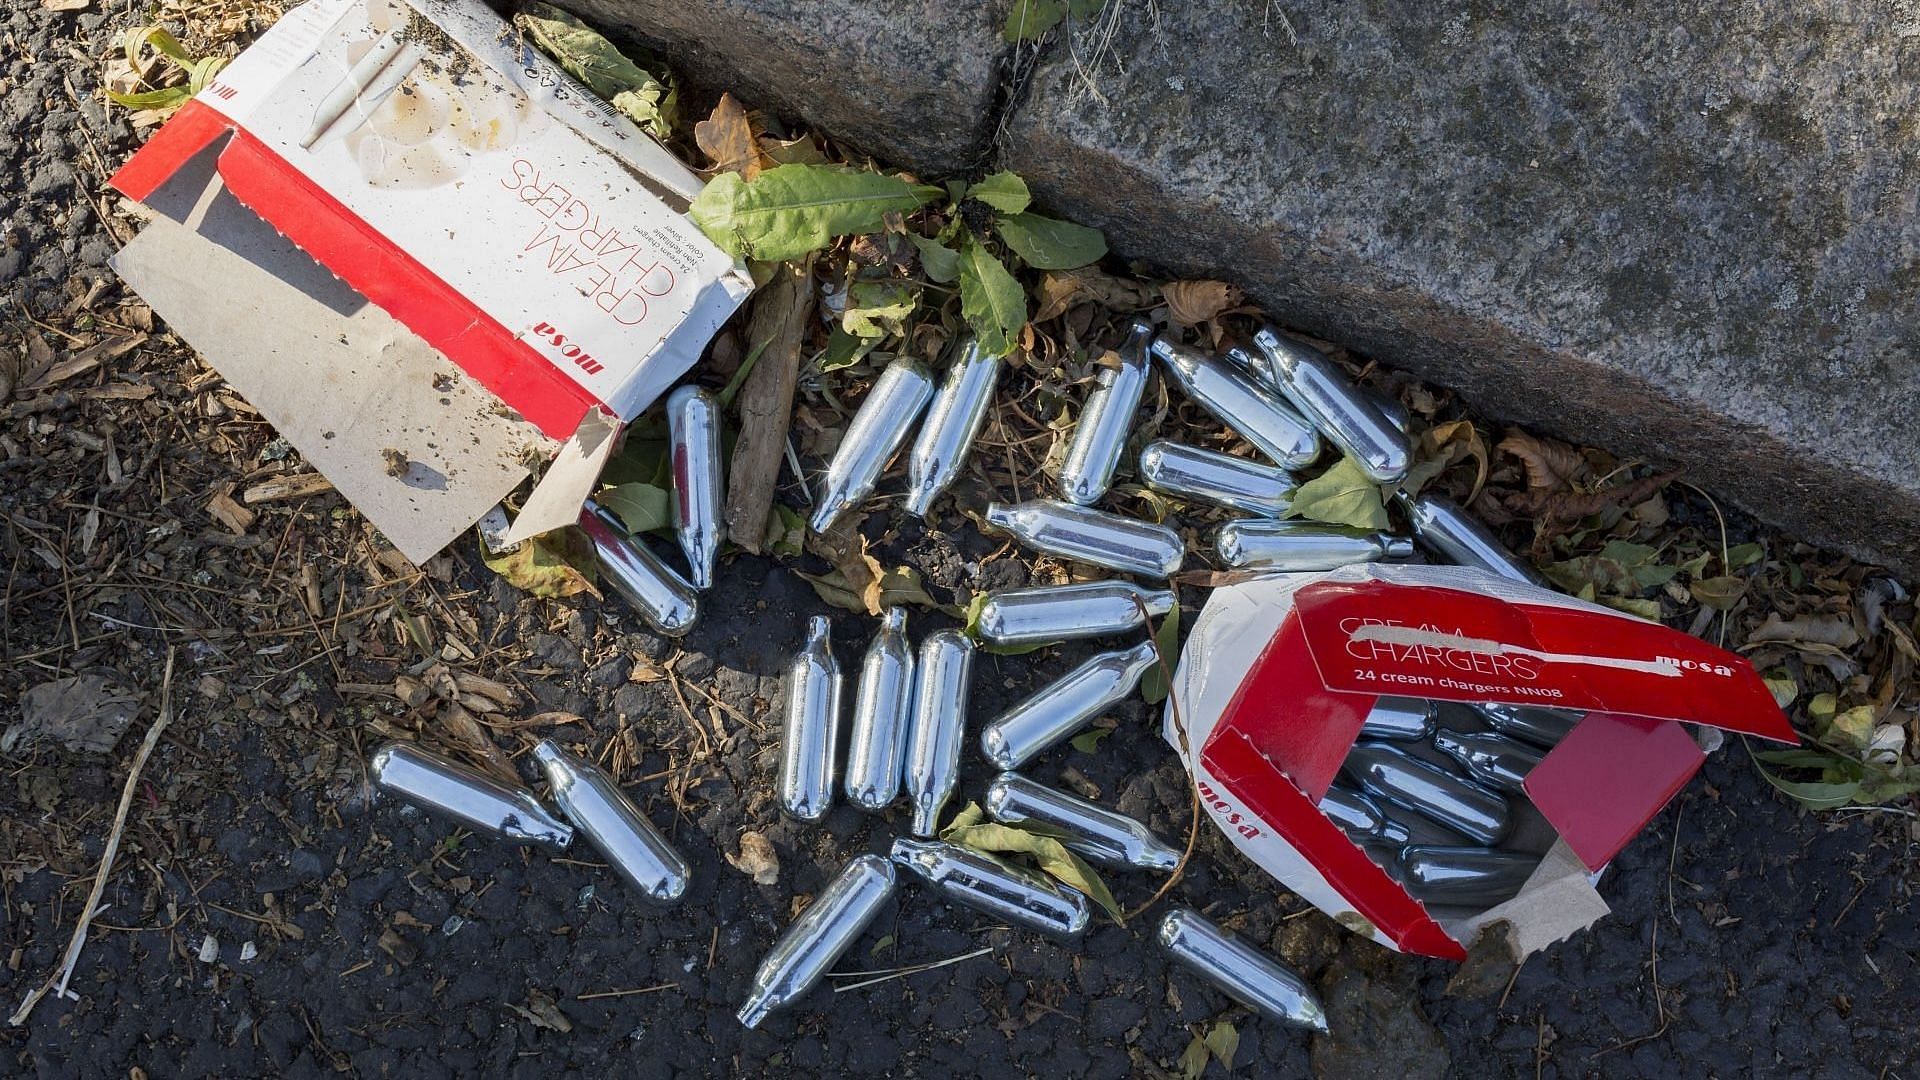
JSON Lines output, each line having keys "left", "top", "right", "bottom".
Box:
{"left": 1168, "top": 564, "right": 1797, "bottom": 961}
{"left": 108, "top": 0, "right": 753, "bottom": 561}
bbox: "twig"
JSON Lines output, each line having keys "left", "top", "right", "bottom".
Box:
{"left": 576, "top": 983, "right": 678, "bottom": 1000}
{"left": 829, "top": 946, "right": 992, "bottom": 992}
{"left": 10, "top": 649, "right": 176, "bottom": 1026}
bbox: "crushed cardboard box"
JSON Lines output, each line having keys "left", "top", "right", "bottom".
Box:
{"left": 1167, "top": 563, "right": 1797, "bottom": 961}
{"left": 109, "top": 0, "right": 753, "bottom": 562}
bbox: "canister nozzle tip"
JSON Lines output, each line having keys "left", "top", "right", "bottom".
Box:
{"left": 737, "top": 995, "right": 773, "bottom": 1029}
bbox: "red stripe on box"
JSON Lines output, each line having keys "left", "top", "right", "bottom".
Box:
{"left": 1202, "top": 728, "right": 1467, "bottom": 960}
{"left": 110, "top": 100, "right": 601, "bottom": 440}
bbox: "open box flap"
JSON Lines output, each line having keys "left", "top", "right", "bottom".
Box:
{"left": 109, "top": 0, "right": 752, "bottom": 438}
{"left": 112, "top": 173, "right": 538, "bottom": 564}
{"left": 1290, "top": 578, "right": 1797, "bottom": 742}
{"left": 1171, "top": 564, "right": 1794, "bottom": 959}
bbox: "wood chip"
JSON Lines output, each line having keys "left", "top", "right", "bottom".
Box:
{"left": 83, "top": 383, "right": 155, "bottom": 401}
{"left": 242, "top": 473, "right": 335, "bottom": 504}
{"left": 724, "top": 258, "right": 815, "bottom": 553}
{"left": 22, "top": 333, "right": 147, "bottom": 392}
{"left": 206, "top": 489, "right": 255, "bottom": 534}
{"left": 438, "top": 704, "right": 519, "bottom": 786}
{"left": 452, "top": 672, "right": 519, "bottom": 709}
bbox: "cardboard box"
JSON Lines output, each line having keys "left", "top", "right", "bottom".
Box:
{"left": 108, "top": 0, "right": 753, "bottom": 562}
{"left": 1167, "top": 564, "right": 1797, "bottom": 961}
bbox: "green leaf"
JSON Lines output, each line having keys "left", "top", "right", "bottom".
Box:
{"left": 797, "top": 569, "right": 866, "bottom": 612}
{"left": 1203, "top": 1019, "right": 1240, "bottom": 1070}
{"left": 481, "top": 528, "right": 598, "bottom": 599}
{"left": 1069, "top": 726, "right": 1113, "bottom": 753}
{"left": 1689, "top": 575, "right": 1748, "bottom": 610}
{"left": 1724, "top": 541, "right": 1766, "bottom": 569}
{"left": 1825, "top": 706, "right": 1878, "bottom": 752}
{"left": 842, "top": 280, "right": 917, "bottom": 340}
{"left": 688, "top": 165, "right": 936, "bottom": 262}
{"left": 717, "top": 337, "right": 772, "bottom": 410}
{"left": 1140, "top": 600, "right": 1181, "bottom": 705}
{"left": 1597, "top": 540, "right": 1678, "bottom": 589}
{"left": 1002, "top": 0, "right": 1068, "bottom": 40}
{"left": 1178, "top": 1034, "right": 1211, "bottom": 1080}
{"left": 516, "top": 2, "right": 676, "bottom": 137}
{"left": 820, "top": 326, "right": 877, "bottom": 372}
{"left": 106, "top": 87, "right": 192, "bottom": 111}
{"left": 1601, "top": 596, "right": 1664, "bottom": 621}
{"left": 943, "top": 800, "right": 987, "bottom": 833}
{"left": 995, "top": 212, "right": 1108, "bottom": 270}
{"left": 968, "top": 171, "right": 1031, "bottom": 214}
{"left": 1761, "top": 670, "right": 1798, "bottom": 709}
{"left": 1750, "top": 757, "right": 1861, "bottom": 810}
{"left": 942, "top": 822, "right": 1123, "bottom": 924}
{"left": 764, "top": 504, "right": 806, "bottom": 557}
{"left": 957, "top": 233, "right": 1028, "bottom": 357}
{"left": 908, "top": 234, "right": 962, "bottom": 284}
{"left": 610, "top": 85, "right": 675, "bottom": 141}
{"left": 596, "top": 482, "right": 672, "bottom": 536}
{"left": 868, "top": 934, "right": 895, "bottom": 955}
{"left": 1285, "top": 456, "right": 1393, "bottom": 530}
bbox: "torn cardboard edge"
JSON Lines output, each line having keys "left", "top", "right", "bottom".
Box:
{"left": 107, "top": 0, "right": 752, "bottom": 563}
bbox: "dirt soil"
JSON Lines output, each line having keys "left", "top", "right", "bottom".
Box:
{"left": 3, "top": 2, "right": 1918, "bottom": 1078}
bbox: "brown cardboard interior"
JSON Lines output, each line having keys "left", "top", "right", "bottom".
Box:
{"left": 112, "top": 136, "right": 543, "bottom": 563}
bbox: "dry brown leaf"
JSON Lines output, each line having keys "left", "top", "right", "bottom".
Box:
{"left": 1534, "top": 469, "right": 1680, "bottom": 524}
{"left": 1497, "top": 429, "right": 1592, "bottom": 501}
{"left": 1162, "top": 280, "right": 1243, "bottom": 327}
{"left": 438, "top": 704, "right": 519, "bottom": 787}
{"left": 725, "top": 831, "right": 781, "bottom": 885}
{"left": 1743, "top": 613, "right": 1862, "bottom": 651}
{"left": 693, "top": 93, "right": 765, "bottom": 179}
{"left": 1031, "top": 267, "right": 1155, "bottom": 322}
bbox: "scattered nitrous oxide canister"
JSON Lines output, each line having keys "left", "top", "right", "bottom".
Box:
{"left": 780, "top": 616, "right": 843, "bottom": 823}
{"left": 1319, "top": 783, "right": 1415, "bottom": 847}
{"left": 1252, "top": 326, "right": 1413, "bottom": 485}
{"left": 904, "top": 337, "right": 1000, "bottom": 516}
{"left": 1399, "top": 491, "right": 1544, "bottom": 586}
{"left": 1360, "top": 697, "right": 1438, "bottom": 741}
{"left": 1471, "top": 703, "right": 1583, "bottom": 749}
{"left": 370, "top": 742, "right": 573, "bottom": 851}
{"left": 1215, "top": 520, "right": 1414, "bottom": 572}
{"left": 1058, "top": 321, "right": 1153, "bottom": 505}
{"left": 904, "top": 630, "right": 974, "bottom": 835}
{"left": 1343, "top": 741, "right": 1512, "bottom": 845}
{"left": 985, "top": 772, "right": 1182, "bottom": 871}
{"left": 1432, "top": 729, "right": 1545, "bottom": 796}
{"left": 666, "top": 384, "right": 724, "bottom": 589}
{"left": 1149, "top": 336, "right": 1321, "bottom": 468}
{"left": 1397, "top": 845, "right": 1538, "bottom": 908}
{"left": 1158, "top": 908, "right": 1329, "bottom": 1032}
{"left": 531, "top": 739, "right": 690, "bottom": 903}
{"left": 979, "top": 639, "right": 1161, "bottom": 770}
{"left": 845, "top": 608, "right": 915, "bottom": 812}
{"left": 973, "top": 581, "right": 1176, "bottom": 646}
{"left": 890, "top": 837, "right": 1092, "bottom": 940}
{"left": 1138, "top": 440, "right": 1298, "bottom": 517}
{"left": 578, "top": 498, "right": 700, "bottom": 637}
{"left": 809, "top": 356, "right": 935, "bottom": 534}
{"left": 984, "top": 500, "right": 1185, "bottom": 578}
{"left": 737, "top": 854, "right": 897, "bottom": 1029}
